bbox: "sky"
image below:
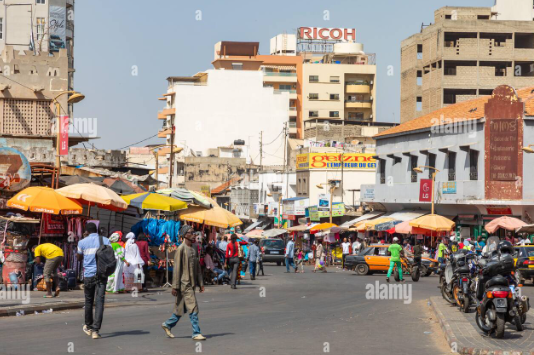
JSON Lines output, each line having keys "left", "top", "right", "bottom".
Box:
{"left": 73, "top": 0, "right": 493, "bottom": 150}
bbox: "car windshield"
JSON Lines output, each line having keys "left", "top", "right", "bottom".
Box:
{"left": 263, "top": 240, "right": 284, "bottom": 248}
{"left": 524, "top": 247, "right": 534, "bottom": 257}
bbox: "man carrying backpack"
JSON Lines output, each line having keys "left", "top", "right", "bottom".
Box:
{"left": 77, "top": 222, "right": 112, "bottom": 339}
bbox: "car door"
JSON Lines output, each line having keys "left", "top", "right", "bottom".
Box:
{"left": 375, "top": 246, "right": 391, "bottom": 271}
{"left": 364, "top": 247, "right": 377, "bottom": 268}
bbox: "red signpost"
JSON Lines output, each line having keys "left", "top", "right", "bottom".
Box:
{"left": 419, "top": 179, "right": 432, "bottom": 202}
{"left": 59, "top": 116, "right": 69, "bottom": 156}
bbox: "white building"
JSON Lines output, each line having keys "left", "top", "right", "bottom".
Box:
{"left": 159, "top": 69, "right": 289, "bottom": 181}
{"left": 270, "top": 34, "right": 297, "bottom": 56}
{"left": 491, "top": 0, "right": 534, "bottom": 21}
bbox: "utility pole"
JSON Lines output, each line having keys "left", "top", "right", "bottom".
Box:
{"left": 259, "top": 131, "right": 263, "bottom": 170}
{"left": 340, "top": 145, "right": 344, "bottom": 205}
{"left": 282, "top": 123, "right": 288, "bottom": 198}
{"left": 169, "top": 115, "right": 175, "bottom": 188}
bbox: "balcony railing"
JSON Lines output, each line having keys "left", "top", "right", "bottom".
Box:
{"left": 346, "top": 81, "right": 371, "bottom": 86}
{"left": 289, "top": 122, "right": 297, "bottom": 128}
{"left": 289, "top": 107, "right": 297, "bottom": 111}
{"left": 411, "top": 174, "right": 417, "bottom": 183}
{"left": 448, "top": 172, "right": 456, "bottom": 181}
{"left": 264, "top": 72, "right": 297, "bottom": 77}
{"left": 274, "top": 89, "right": 297, "bottom": 94}
{"left": 344, "top": 99, "right": 371, "bottom": 103}
{"left": 470, "top": 171, "right": 478, "bottom": 181}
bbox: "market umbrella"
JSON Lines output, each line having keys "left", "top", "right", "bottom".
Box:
{"left": 246, "top": 229, "right": 264, "bottom": 238}
{"left": 56, "top": 183, "right": 128, "bottom": 212}
{"left": 485, "top": 216, "right": 527, "bottom": 234}
{"left": 103, "top": 178, "right": 145, "bottom": 195}
{"left": 122, "top": 192, "right": 187, "bottom": 212}
{"left": 374, "top": 220, "right": 402, "bottom": 232}
{"left": 262, "top": 229, "right": 287, "bottom": 238}
{"left": 409, "top": 214, "right": 455, "bottom": 232}
{"left": 7, "top": 186, "right": 82, "bottom": 215}
{"left": 390, "top": 220, "right": 435, "bottom": 235}
{"left": 287, "top": 223, "right": 319, "bottom": 232}
{"left": 310, "top": 223, "right": 337, "bottom": 232}
{"left": 59, "top": 176, "right": 105, "bottom": 186}
{"left": 178, "top": 206, "right": 242, "bottom": 228}
{"left": 156, "top": 188, "right": 212, "bottom": 208}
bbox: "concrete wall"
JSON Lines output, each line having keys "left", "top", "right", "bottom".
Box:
{"left": 183, "top": 156, "right": 248, "bottom": 191}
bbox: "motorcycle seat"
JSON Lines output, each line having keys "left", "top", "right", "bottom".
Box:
{"left": 486, "top": 275, "right": 509, "bottom": 288}
{"left": 455, "top": 266, "right": 470, "bottom": 274}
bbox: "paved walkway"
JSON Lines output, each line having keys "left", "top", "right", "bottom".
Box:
{"left": 430, "top": 296, "right": 534, "bottom": 354}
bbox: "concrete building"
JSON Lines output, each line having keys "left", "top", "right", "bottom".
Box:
{"left": 270, "top": 33, "right": 297, "bottom": 56}
{"left": 401, "top": 2, "right": 534, "bottom": 124}
{"left": 302, "top": 42, "right": 393, "bottom": 142}
{"left": 362, "top": 85, "right": 534, "bottom": 239}
{"left": 158, "top": 69, "right": 289, "bottom": 187}
{"left": 212, "top": 41, "right": 302, "bottom": 139}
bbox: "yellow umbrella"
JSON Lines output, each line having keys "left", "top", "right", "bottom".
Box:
{"left": 7, "top": 186, "right": 82, "bottom": 215}
{"left": 56, "top": 183, "right": 128, "bottom": 211}
{"left": 179, "top": 206, "right": 242, "bottom": 228}
{"left": 310, "top": 223, "right": 337, "bottom": 232}
{"left": 121, "top": 192, "right": 187, "bottom": 211}
{"left": 363, "top": 217, "right": 395, "bottom": 231}
{"left": 409, "top": 214, "right": 455, "bottom": 232}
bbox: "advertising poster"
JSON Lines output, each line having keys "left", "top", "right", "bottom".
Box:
{"left": 49, "top": 6, "right": 67, "bottom": 52}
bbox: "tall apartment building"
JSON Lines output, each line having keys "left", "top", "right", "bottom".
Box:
{"left": 212, "top": 41, "right": 302, "bottom": 139}
{"left": 302, "top": 42, "right": 392, "bottom": 144}
{"left": 401, "top": 2, "right": 534, "bottom": 123}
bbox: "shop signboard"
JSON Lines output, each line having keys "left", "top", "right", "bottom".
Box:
{"left": 59, "top": 116, "right": 69, "bottom": 156}
{"left": 200, "top": 185, "right": 211, "bottom": 197}
{"left": 362, "top": 186, "right": 375, "bottom": 200}
{"left": 296, "top": 153, "right": 376, "bottom": 171}
{"left": 442, "top": 182, "right": 457, "bottom": 194}
{"left": 419, "top": 179, "right": 432, "bottom": 202}
{"left": 318, "top": 194, "right": 330, "bottom": 211}
{"left": 298, "top": 27, "right": 356, "bottom": 41}
{"left": 283, "top": 198, "right": 309, "bottom": 215}
{"left": 489, "top": 119, "right": 518, "bottom": 181}
{"left": 486, "top": 206, "right": 512, "bottom": 215}
{"left": 309, "top": 203, "right": 345, "bottom": 221}
{"left": 0, "top": 147, "right": 31, "bottom": 192}
{"left": 49, "top": 6, "right": 66, "bottom": 52}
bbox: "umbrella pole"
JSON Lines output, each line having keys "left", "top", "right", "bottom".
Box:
{"left": 87, "top": 204, "right": 91, "bottom": 217}
{"left": 163, "top": 237, "right": 171, "bottom": 288}
{"left": 38, "top": 213, "right": 44, "bottom": 244}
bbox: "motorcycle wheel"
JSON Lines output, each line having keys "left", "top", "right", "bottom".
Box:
{"left": 453, "top": 284, "right": 462, "bottom": 306}
{"left": 475, "top": 310, "right": 492, "bottom": 333}
{"left": 462, "top": 294, "right": 470, "bottom": 313}
{"left": 441, "top": 282, "right": 455, "bottom": 304}
{"left": 514, "top": 312, "right": 524, "bottom": 332}
{"left": 495, "top": 313, "right": 505, "bottom": 338}
{"left": 393, "top": 268, "right": 400, "bottom": 282}
{"left": 522, "top": 313, "right": 527, "bottom": 324}
{"left": 411, "top": 266, "right": 420, "bottom": 282}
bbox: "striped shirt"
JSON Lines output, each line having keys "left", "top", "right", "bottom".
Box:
{"left": 77, "top": 233, "right": 111, "bottom": 277}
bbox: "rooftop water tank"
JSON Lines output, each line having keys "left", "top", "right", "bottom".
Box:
{"left": 333, "top": 42, "right": 364, "bottom": 55}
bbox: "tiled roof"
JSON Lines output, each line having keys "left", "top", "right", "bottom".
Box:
{"left": 375, "top": 86, "right": 534, "bottom": 139}
{"left": 211, "top": 176, "right": 241, "bottom": 195}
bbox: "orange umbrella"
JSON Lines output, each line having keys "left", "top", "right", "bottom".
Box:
{"left": 485, "top": 216, "right": 527, "bottom": 234}
{"left": 56, "top": 183, "right": 128, "bottom": 212}
{"left": 310, "top": 223, "right": 337, "bottom": 232}
{"left": 7, "top": 186, "right": 82, "bottom": 215}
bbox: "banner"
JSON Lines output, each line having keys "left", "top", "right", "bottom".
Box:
{"left": 59, "top": 116, "right": 69, "bottom": 156}
{"left": 419, "top": 179, "right": 432, "bottom": 202}
{"left": 49, "top": 6, "right": 66, "bottom": 52}
{"left": 296, "top": 153, "right": 376, "bottom": 171}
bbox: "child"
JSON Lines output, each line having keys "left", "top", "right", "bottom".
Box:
{"left": 296, "top": 248, "right": 304, "bottom": 273}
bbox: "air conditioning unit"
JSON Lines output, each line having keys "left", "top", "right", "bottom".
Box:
{"left": 370, "top": 80, "right": 374, "bottom": 85}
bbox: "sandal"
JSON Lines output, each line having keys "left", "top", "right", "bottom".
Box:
{"left": 43, "top": 295, "right": 54, "bottom": 298}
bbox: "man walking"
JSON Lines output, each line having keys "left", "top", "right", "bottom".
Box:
{"left": 413, "top": 239, "right": 423, "bottom": 268}
{"left": 162, "top": 225, "right": 206, "bottom": 340}
{"left": 386, "top": 237, "right": 403, "bottom": 283}
{"left": 341, "top": 238, "right": 351, "bottom": 270}
{"left": 33, "top": 243, "right": 64, "bottom": 298}
{"left": 285, "top": 236, "right": 297, "bottom": 273}
{"left": 77, "top": 223, "right": 111, "bottom": 339}
{"left": 247, "top": 239, "right": 260, "bottom": 280}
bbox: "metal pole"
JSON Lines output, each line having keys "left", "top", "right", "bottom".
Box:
{"left": 169, "top": 116, "right": 175, "bottom": 187}
{"left": 329, "top": 186, "right": 334, "bottom": 224}
{"left": 155, "top": 151, "right": 159, "bottom": 190}
{"left": 55, "top": 101, "right": 61, "bottom": 189}
{"left": 431, "top": 171, "right": 436, "bottom": 215}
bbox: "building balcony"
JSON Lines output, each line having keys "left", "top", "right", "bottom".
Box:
{"left": 289, "top": 107, "right": 297, "bottom": 117}
{"left": 345, "top": 100, "right": 372, "bottom": 109}
{"left": 158, "top": 128, "right": 172, "bottom": 138}
{"left": 161, "top": 108, "right": 176, "bottom": 116}
{"left": 263, "top": 72, "right": 297, "bottom": 83}
{"left": 346, "top": 84, "right": 371, "bottom": 94}
{"left": 274, "top": 89, "right": 297, "bottom": 99}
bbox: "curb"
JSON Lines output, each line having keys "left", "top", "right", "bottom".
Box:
{"left": 0, "top": 301, "right": 86, "bottom": 317}
{"left": 429, "top": 296, "right": 531, "bottom": 355}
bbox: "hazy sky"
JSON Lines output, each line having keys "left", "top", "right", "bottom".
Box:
{"left": 73, "top": 0, "right": 492, "bottom": 150}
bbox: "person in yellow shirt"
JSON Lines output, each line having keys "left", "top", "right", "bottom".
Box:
{"left": 33, "top": 243, "right": 64, "bottom": 298}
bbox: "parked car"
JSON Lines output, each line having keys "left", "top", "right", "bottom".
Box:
{"left": 345, "top": 244, "right": 438, "bottom": 276}
{"left": 259, "top": 238, "right": 286, "bottom": 265}
{"left": 513, "top": 244, "right": 534, "bottom": 284}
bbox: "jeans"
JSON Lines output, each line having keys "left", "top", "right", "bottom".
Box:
{"left": 249, "top": 261, "right": 257, "bottom": 278}
{"left": 228, "top": 257, "right": 240, "bottom": 286}
{"left": 212, "top": 267, "right": 227, "bottom": 282}
{"left": 285, "top": 257, "right": 296, "bottom": 272}
{"left": 142, "top": 265, "right": 149, "bottom": 290}
{"left": 342, "top": 253, "right": 348, "bottom": 269}
{"left": 164, "top": 312, "right": 201, "bottom": 337}
{"left": 387, "top": 261, "right": 403, "bottom": 280}
{"left": 84, "top": 275, "right": 108, "bottom": 332}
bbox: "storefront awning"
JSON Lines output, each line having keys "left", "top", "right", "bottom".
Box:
{"left": 243, "top": 220, "right": 264, "bottom": 233}
{"left": 287, "top": 223, "right": 319, "bottom": 232}
{"left": 339, "top": 211, "right": 384, "bottom": 229}
{"left": 387, "top": 210, "right": 428, "bottom": 222}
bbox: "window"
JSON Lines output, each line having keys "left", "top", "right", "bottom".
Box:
{"left": 0, "top": 18, "right": 3, "bottom": 40}
{"left": 37, "top": 0, "right": 46, "bottom": 3}
{"left": 36, "top": 17, "right": 45, "bottom": 41}
{"left": 347, "top": 112, "right": 364, "bottom": 120}
{"left": 410, "top": 156, "right": 418, "bottom": 183}
{"left": 379, "top": 159, "right": 386, "bottom": 184}
{"left": 448, "top": 152, "right": 456, "bottom": 181}
{"left": 329, "top": 94, "right": 339, "bottom": 100}
{"left": 330, "top": 76, "right": 340, "bottom": 83}
{"left": 231, "top": 63, "right": 243, "bottom": 70}
{"left": 470, "top": 150, "right": 479, "bottom": 180}
{"left": 309, "top": 93, "right": 318, "bottom": 100}
{"left": 329, "top": 111, "right": 339, "bottom": 118}
{"left": 279, "top": 84, "right": 291, "bottom": 91}
{"left": 428, "top": 154, "right": 436, "bottom": 179}
{"left": 417, "top": 70, "right": 422, "bottom": 86}
{"left": 417, "top": 44, "right": 423, "bottom": 60}
{"left": 309, "top": 75, "right": 319, "bottom": 83}
{"left": 309, "top": 111, "right": 318, "bottom": 118}
{"left": 416, "top": 97, "right": 422, "bottom": 111}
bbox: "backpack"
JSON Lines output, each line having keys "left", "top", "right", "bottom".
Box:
{"left": 96, "top": 235, "right": 117, "bottom": 278}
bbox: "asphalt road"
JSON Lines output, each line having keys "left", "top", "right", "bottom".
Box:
{"left": 1, "top": 265, "right": 458, "bottom": 355}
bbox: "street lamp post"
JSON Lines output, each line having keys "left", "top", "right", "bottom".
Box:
{"left": 52, "top": 91, "right": 85, "bottom": 188}
{"left": 413, "top": 165, "right": 440, "bottom": 215}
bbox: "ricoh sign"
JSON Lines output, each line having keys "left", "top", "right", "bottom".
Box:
{"left": 298, "top": 27, "right": 356, "bottom": 41}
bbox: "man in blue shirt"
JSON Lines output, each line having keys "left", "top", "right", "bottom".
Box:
{"left": 77, "top": 222, "right": 111, "bottom": 339}
{"left": 285, "top": 236, "right": 297, "bottom": 273}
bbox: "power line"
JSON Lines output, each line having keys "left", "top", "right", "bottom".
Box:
{"left": 119, "top": 133, "right": 159, "bottom": 150}
{"left": 262, "top": 128, "right": 284, "bottom": 146}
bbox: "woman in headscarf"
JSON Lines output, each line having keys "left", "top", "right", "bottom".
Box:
{"left": 124, "top": 232, "right": 145, "bottom": 292}
{"left": 106, "top": 231, "right": 128, "bottom": 293}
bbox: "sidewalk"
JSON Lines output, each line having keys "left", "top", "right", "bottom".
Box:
{"left": 0, "top": 287, "right": 172, "bottom": 317}
{"left": 430, "top": 296, "right": 534, "bottom": 355}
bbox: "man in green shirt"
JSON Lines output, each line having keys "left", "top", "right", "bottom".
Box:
{"left": 386, "top": 237, "right": 404, "bottom": 283}
{"left": 437, "top": 239, "right": 447, "bottom": 265}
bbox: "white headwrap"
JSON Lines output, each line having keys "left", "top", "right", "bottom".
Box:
{"left": 124, "top": 232, "right": 144, "bottom": 271}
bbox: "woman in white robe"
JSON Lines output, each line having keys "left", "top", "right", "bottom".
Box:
{"left": 124, "top": 232, "right": 145, "bottom": 292}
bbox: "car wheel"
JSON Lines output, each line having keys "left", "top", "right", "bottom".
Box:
{"left": 355, "top": 264, "right": 369, "bottom": 275}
